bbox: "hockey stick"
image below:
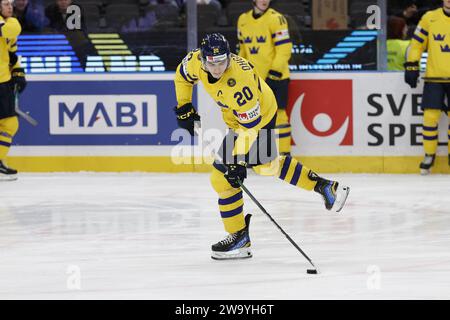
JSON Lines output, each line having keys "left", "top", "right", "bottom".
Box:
{"left": 194, "top": 125, "right": 320, "bottom": 273}
{"left": 14, "top": 85, "right": 38, "bottom": 126}
{"left": 237, "top": 179, "right": 320, "bottom": 274}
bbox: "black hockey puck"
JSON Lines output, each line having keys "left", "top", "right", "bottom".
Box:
{"left": 307, "top": 269, "right": 318, "bottom": 274}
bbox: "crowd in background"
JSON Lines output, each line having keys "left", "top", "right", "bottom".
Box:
{"left": 7, "top": 0, "right": 446, "bottom": 72}
{"left": 11, "top": 0, "right": 443, "bottom": 34}
{"left": 11, "top": 0, "right": 232, "bottom": 33}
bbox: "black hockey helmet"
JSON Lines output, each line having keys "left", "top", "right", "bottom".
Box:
{"left": 200, "top": 33, "right": 230, "bottom": 64}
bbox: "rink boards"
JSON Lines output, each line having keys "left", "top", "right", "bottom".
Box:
{"left": 8, "top": 72, "right": 449, "bottom": 173}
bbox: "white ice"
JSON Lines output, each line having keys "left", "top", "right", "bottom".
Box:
{"left": 1, "top": 172, "right": 449, "bottom": 299}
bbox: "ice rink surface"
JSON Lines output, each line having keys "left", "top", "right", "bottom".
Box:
{"left": 0, "top": 172, "right": 449, "bottom": 300}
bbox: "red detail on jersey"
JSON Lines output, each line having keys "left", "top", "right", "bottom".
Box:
{"left": 239, "top": 113, "right": 249, "bottom": 120}
{"left": 287, "top": 79, "right": 353, "bottom": 146}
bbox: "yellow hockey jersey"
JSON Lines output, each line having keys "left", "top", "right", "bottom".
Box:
{"left": 174, "top": 49, "right": 278, "bottom": 156}
{"left": 237, "top": 8, "right": 292, "bottom": 80}
{"left": 407, "top": 8, "right": 450, "bottom": 80}
{"left": 0, "top": 16, "right": 21, "bottom": 83}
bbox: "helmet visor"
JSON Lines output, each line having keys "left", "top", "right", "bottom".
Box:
{"left": 205, "top": 53, "right": 228, "bottom": 63}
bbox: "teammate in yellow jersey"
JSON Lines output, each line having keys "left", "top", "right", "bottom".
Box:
{"left": 173, "top": 33, "right": 350, "bottom": 260}
{"left": 0, "top": 0, "right": 26, "bottom": 181}
{"left": 404, "top": 0, "right": 450, "bottom": 174}
{"left": 237, "top": 0, "right": 292, "bottom": 156}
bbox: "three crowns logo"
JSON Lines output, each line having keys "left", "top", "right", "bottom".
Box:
{"left": 433, "top": 33, "right": 446, "bottom": 41}
{"left": 440, "top": 44, "right": 450, "bottom": 52}
{"left": 256, "top": 36, "right": 266, "bottom": 43}
{"left": 249, "top": 47, "right": 259, "bottom": 54}
{"left": 243, "top": 36, "right": 252, "bottom": 43}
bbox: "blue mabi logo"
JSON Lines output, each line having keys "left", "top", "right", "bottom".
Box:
{"left": 49, "top": 95, "right": 158, "bottom": 135}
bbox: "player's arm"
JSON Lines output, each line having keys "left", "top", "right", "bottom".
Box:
{"left": 173, "top": 50, "right": 201, "bottom": 135}
{"left": 407, "top": 14, "right": 430, "bottom": 63}
{"left": 0, "top": 16, "right": 21, "bottom": 39}
{"left": 2, "top": 17, "right": 27, "bottom": 93}
{"left": 174, "top": 51, "right": 200, "bottom": 106}
{"left": 268, "top": 13, "right": 292, "bottom": 80}
{"left": 404, "top": 13, "right": 430, "bottom": 88}
{"left": 8, "top": 33, "right": 21, "bottom": 68}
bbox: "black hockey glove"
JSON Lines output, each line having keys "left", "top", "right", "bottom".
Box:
{"left": 9, "top": 52, "right": 18, "bottom": 67}
{"left": 174, "top": 103, "right": 201, "bottom": 136}
{"left": 224, "top": 162, "right": 247, "bottom": 188}
{"left": 404, "top": 61, "right": 419, "bottom": 88}
{"left": 11, "top": 68, "right": 27, "bottom": 93}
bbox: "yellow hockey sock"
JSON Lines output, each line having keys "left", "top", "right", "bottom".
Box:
{"left": 275, "top": 109, "right": 291, "bottom": 155}
{"left": 422, "top": 109, "right": 441, "bottom": 155}
{"left": 210, "top": 166, "right": 245, "bottom": 234}
{"left": 0, "top": 116, "right": 19, "bottom": 160}
{"left": 277, "top": 155, "right": 316, "bottom": 191}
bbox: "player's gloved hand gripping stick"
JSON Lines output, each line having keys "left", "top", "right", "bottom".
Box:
{"left": 224, "top": 162, "right": 247, "bottom": 188}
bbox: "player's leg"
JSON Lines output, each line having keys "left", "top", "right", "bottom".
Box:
{"left": 0, "top": 116, "right": 19, "bottom": 181}
{"left": 420, "top": 83, "right": 445, "bottom": 174}
{"left": 0, "top": 81, "right": 19, "bottom": 181}
{"left": 209, "top": 131, "right": 252, "bottom": 260}
{"left": 254, "top": 155, "right": 349, "bottom": 212}
{"left": 267, "top": 79, "right": 291, "bottom": 156}
{"left": 251, "top": 117, "right": 349, "bottom": 213}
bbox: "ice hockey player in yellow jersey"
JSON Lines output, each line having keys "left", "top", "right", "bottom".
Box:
{"left": 237, "top": 0, "right": 292, "bottom": 155}
{"left": 404, "top": 0, "right": 450, "bottom": 174}
{"left": 173, "top": 33, "right": 350, "bottom": 260}
{"left": 0, "top": 0, "right": 26, "bottom": 181}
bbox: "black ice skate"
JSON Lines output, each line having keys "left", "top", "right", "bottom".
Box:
{"left": 0, "top": 160, "right": 18, "bottom": 181}
{"left": 314, "top": 176, "right": 350, "bottom": 213}
{"left": 211, "top": 214, "right": 252, "bottom": 260}
{"left": 419, "top": 154, "right": 435, "bottom": 175}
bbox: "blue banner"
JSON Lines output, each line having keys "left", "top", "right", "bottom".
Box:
{"left": 14, "top": 80, "right": 195, "bottom": 146}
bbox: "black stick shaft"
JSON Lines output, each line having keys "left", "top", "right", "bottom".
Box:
{"left": 238, "top": 180, "right": 317, "bottom": 269}
{"left": 14, "top": 85, "right": 38, "bottom": 126}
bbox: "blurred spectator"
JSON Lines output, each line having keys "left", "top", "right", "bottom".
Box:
{"left": 45, "top": 0, "right": 86, "bottom": 32}
{"left": 386, "top": 16, "right": 410, "bottom": 71}
{"left": 13, "top": 0, "right": 47, "bottom": 32}
{"left": 391, "top": 0, "right": 424, "bottom": 38}
{"left": 197, "top": 0, "right": 221, "bottom": 11}
{"left": 173, "top": 0, "right": 222, "bottom": 11}
{"left": 395, "top": 1, "right": 420, "bottom": 25}
{"left": 121, "top": 10, "right": 157, "bottom": 33}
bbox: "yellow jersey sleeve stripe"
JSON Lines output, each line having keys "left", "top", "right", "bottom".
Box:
{"left": 412, "top": 34, "right": 425, "bottom": 43}
{"left": 418, "top": 28, "right": 429, "bottom": 36}
{"left": 178, "top": 65, "right": 195, "bottom": 84}
{"left": 274, "top": 39, "right": 291, "bottom": 46}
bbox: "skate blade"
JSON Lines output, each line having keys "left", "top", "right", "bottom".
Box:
{"left": 420, "top": 168, "right": 431, "bottom": 175}
{"left": 211, "top": 247, "right": 252, "bottom": 260}
{"left": 0, "top": 174, "right": 18, "bottom": 182}
{"left": 332, "top": 185, "right": 350, "bottom": 213}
